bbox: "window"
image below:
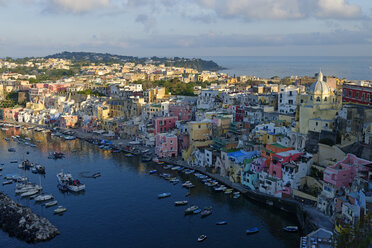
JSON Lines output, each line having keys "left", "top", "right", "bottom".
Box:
{"left": 316, "top": 122, "right": 318, "bottom": 126}
{"left": 316, "top": 97, "right": 321, "bottom": 102}
{"left": 367, "top": 93, "right": 370, "bottom": 102}
{"left": 356, "top": 92, "right": 359, "bottom": 99}
{"left": 198, "top": 125, "right": 201, "bottom": 129}
{"left": 362, "top": 92, "right": 365, "bottom": 100}
{"left": 324, "top": 97, "right": 327, "bottom": 101}
{"left": 349, "top": 90, "right": 352, "bottom": 97}
{"left": 289, "top": 91, "right": 293, "bottom": 96}
{"left": 325, "top": 123, "right": 328, "bottom": 128}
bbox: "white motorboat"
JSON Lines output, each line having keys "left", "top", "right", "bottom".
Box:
{"left": 35, "top": 194, "right": 54, "bottom": 202}
{"left": 20, "top": 189, "right": 39, "bottom": 197}
{"left": 2, "top": 180, "right": 13, "bottom": 185}
{"left": 197, "top": 235, "right": 207, "bottom": 242}
{"left": 45, "top": 201, "right": 58, "bottom": 207}
{"left": 54, "top": 206, "right": 67, "bottom": 214}
{"left": 174, "top": 201, "right": 188, "bottom": 206}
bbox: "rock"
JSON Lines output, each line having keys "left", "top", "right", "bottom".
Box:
{"left": 0, "top": 192, "right": 59, "bottom": 243}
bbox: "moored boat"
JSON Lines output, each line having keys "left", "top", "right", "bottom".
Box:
{"left": 201, "top": 209, "right": 212, "bottom": 217}
{"left": 216, "top": 221, "right": 227, "bottom": 225}
{"left": 45, "top": 201, "right": 58, "bottom": 207}
{"left": 283, "top": 226, "right": 298, "bottom": 232}
{"left": 54, "top": 206, "right": 67, "bottom": 214}
{"left": 246, "top": 227, "right": 259, "bottom": 234}
{"left": 184, "top": 205, "right": 199, "bottom": 214}
{"left": 2, "top": 180, "right": 13, "bottom": 185}
{"left": 20, "top": 189, "right": 39, "bottom": 197}
{"left": 57, "top": 170, "right": 85, "bottom": 192}
{"left": 193, "top": 209, "right": 201, "bottom": 214}
{"left": 197, "top": 235, "right": 207, "bottom": 242}
{"left": 8, "top": 148, "right": 16, "bottom": 152}
{"left": 158, "top": 192, "right": 171, "bottom": 199}
{"left": 35, "top": 194, "right": 54, "bottom": 202}
{"left": 149, "top": 170, "right": 157, "bottom": 174}
{"left": 174, "top": 200, "right": 188, "bottom": 206}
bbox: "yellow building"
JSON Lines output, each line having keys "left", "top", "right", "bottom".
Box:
{"left": 97, "top": 104, "right": 110, "bottom": 120}
{"left": 296, "top": 71, "right": 342, "bottom": 134}
{"left": 182, "top": 120, "right": 213, "bottom": 160}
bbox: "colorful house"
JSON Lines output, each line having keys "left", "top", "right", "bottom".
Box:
{"left": 154, "top": 116, "right": 178, "bottom": 134}
{"left": 155, "top": 133, "right": 178, "bottom": 158}
{"left": 169, "top": 105, "right": 193, "bottom": 121}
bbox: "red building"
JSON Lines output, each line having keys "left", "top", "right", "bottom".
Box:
{"left": 169, "top": 105, "right": 193, "bottom": 121}
{"left": 343, "top": 83, "right": 372, "bottom": 106}
{"left": 153, "top": 116, "right": 178, "bottom": 134}
{"left": 234, "top": 105, "right": 244, "bottom": 122}
{"left": 269, "top": 150, "right": 304, "bottom": 179}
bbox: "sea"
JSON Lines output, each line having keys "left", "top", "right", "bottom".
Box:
{"left": 200, "top": 56, "right": 372, "bottom": 81}
{"left": 0, "top": 128, "right": 300, "bottom": 248}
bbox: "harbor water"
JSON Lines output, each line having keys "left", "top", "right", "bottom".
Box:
{"left": 0, "top": 128, "right": 300, "bottom": 248}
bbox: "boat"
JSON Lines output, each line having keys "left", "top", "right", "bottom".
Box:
{"left": 201, "top": 210, "right": 212, "bottom": 217}
{"left": 8, "top": 148, "right": 16, "bottom": 152}
{"left": 16, "top": 185, "right": 41, "bottom": 194}
{"left": 64, "top": 136, "right": 76, "bottom": 140}
{"left": 20, "top": 189, "right": 39, "bottom": 197}
{"left": 158, "top": 192, "right": 171, "bottom": 199}
{"left": 141, "top": 156, "right": 152, "bottom": 162}
{"left": 2, "top": 180, "right": 13, "bottom": 185}
{"left": 57, "top": 170, "right": 85, "bottom": 192}
{"left": 185, "top": 205, "right": 199, "bottom": 214}
{"left": 193, "top": 209, "right": 201, "bottom": 214}
{"left": 125, "top": 153, "right": 134, "bottom": 157}
{"left": 10, "top": 160, "right": 18, "bottom": 164}
{"left": 246, "top": 227, "right": 259, "bottom": 234}
{"left": 174, "top": 201, "right": 188, "bottom": 206}
{"left": 233, "top": 194, "right": 240, "bottom": 199}
{"left": 283, "top": 226, "right": 298, "bottom": 232}
{"left": 35, "top": 194, "right": 54, "bottom": 202}
{"left": 171, "top": 166, "right": 180, "bottom": 171}
{"left": 49, "top": 152, "right": 64, "bottom": 159}
{"left": 45, "top": 201, "right": 58, "bottom": 207}
{"left": 163, "top": 165, "right": 172, "bottom": 170}
{"left": 204, "top": 206, "right": 213, "bottom": 210}
{"left": 149, "top": 170, "right": 157, "bottom": 174}
{"left": 216, "top": 221, "right": 228, "bottom": 225}
{"left": 197, "top": 235, "right": 207, "bottom": 242}
{"left": 185, "top": 192, "right": 191, "bottom": 197}
{"left": 182, "top": 181, "right": 195, "bottom": 188}
{"left": 54, "top": 206, "right": 67, "bottom": 214}
{"left": 57, "top": 183, "right": 68, "bottom": 192}
{"left": 92, "top": 172, "right": 101, "bottom": 178}
{"left": 4, "top": 138, "right": 9, "bottom": 141}
{"left": 0, "top": 167, "right": 2, "bottom": 171}
{"left": 32, "top": 164, "right": 45, "bottom": 174}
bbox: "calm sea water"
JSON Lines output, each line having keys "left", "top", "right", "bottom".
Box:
{"left": 201, "top": 56, "right": 372, "bottom": 81}
{"left": 0, "top": 128, "right": 300, "bottom": 248}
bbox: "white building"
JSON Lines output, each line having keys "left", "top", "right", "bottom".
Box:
{"left": 197, "top": 89, "right": 220, "bottom": 110}
{"left": 278, "top": 85, "right": 298, "bottom": 114}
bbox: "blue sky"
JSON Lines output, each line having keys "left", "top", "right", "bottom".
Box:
{"left": 0, "top": 0, "right": 372, "bottom": 57}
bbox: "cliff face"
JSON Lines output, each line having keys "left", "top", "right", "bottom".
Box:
{"left": 0, "top": 192, "right": 59, "bottom": 243}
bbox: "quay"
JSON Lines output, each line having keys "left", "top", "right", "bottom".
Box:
{"left": 160, "top": 158, "right": 334, "bottom": 234}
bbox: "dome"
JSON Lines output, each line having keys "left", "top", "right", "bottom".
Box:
{"left": 309, "top": 71, "right": 331, "bottom": 95}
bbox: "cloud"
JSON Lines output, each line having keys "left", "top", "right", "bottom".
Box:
{"left": 192, "top": 0, "right": 363, "bottom": 20}
{"left": 316, "top": 0, "right": 361, "bottom": 19}
{"left": 49, "top": 0, "right": 111, "bottom": 13}
{"left": 135, "top": 14, "right": 157, "bottom": 32}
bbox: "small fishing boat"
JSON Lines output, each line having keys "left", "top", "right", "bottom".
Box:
{"left": 149, "top": 170, "right": 157, "bottom": 174}
{"left": 174, "top": 201, "right": 188, "bottom": 206}
{"left": 125, "top": 153, "right": 134, "bottom": 157}
{"left": 193, "top": 209, "right": 201, "bottom": 214}
{"left": 32, "top": 164, "right": 45, "bottom": 174}
{"left": 54, "top": 206, "right": 67, "bottom": 214}
{"left": 204, "top": 206, "right": 213, "bottom": 210}
{"left": 141, "top": 156, "right": 152, "bottom": 162}
{"left": 201, "top": 210, "right": 212, "bottom": 217}
{"left": 184, "top": 205, "right": 199, "bottom": 214}
{"left": 8, "top": 148, "right": 16, "bottom": 152}
{"left": 216, "top": 221, "right": 227, "bottom": 225}
{"left": 197, "top": 235, "right": 207, "bottom": 242}
{"left": 2, "top": 180, "right": 13, "bottom": 185}
{"left": 283, "top": 226, "right": 298, "bottom": 232}
{"left": 233, "top": 194, "right": 240, "bottom": 199}
{"left": 92, "top": 172, "right": 101, "bottom": 178}
{"left": 185, "top": 192, "right": 191, "bottom": 197}
{"left": 35, "top": 194, "right": 54, "bottom": 202}
{"left": 171, "top": 166, "right": 180, "bottom": 171}
{"left": 45, "top": 201, "right": 58, "bottom": 207}
{"left": 57, "top": 170, "right": 85, "bottom": 192}
{"left": 10, "top": 160, "right": 18, "bottom": 164}
{"left": 158, "top": 192, "right": 171, "bottom": 199}
{"left": 163, "top": 165, "right": 172, "bottom": 170}
{"left": 246, "top": 227, "right": 259, "bottom": 234}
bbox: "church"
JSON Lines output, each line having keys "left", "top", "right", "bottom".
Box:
{"left": 296, "top": 71, "right": 342, "bottom": 134}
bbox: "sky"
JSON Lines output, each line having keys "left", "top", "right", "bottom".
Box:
{"left": 0, "top": 0, "right": 372, "bottom": 57}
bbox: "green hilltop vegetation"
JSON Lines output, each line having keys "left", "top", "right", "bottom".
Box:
{"left": 45, "top": 52, "right": 224, "bottom": 71}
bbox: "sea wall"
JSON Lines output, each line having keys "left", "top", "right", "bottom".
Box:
{"left": 0, "top": 192, "right": 59, "bottom": 243}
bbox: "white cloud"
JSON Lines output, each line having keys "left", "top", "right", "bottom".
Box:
{"left": 316, "top": 0, "right": 361, "bottom": 19}
{"left": 50, "top": 0, "right": 111, "bottom": 13}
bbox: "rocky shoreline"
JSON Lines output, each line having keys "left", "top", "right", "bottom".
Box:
{"left": 0, "top": 192, "right": 59, "bottom": 243}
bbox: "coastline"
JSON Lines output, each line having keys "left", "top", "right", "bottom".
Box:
{"left": 1, "top": 120, "right": 334, "bottom": 236}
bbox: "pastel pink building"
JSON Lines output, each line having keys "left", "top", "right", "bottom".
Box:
{"left": 269, "top": 150, "right": 304, "bottom": 179}
{"left": 48, "top": 84, "right": 69, "bottom": 93}
{"left": 169, "top": 105, "right": 193, "bottom": 121}
{"left": 154, "top": 116, "right": 178, "bottom": 134}
{"left": 323, "top": 154, "right": 372, "bottom": 188}
{"left": 2, "top": 107, "right": 23, "bottom": 121}
{"left": 59, "top": 115, "right": 79, "bottom": 128}
{"left": 155, "top": 134, "right": 178, "bottom": 158}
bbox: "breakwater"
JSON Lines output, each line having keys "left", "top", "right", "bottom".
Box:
{"left": 0, "top": 193, "right": 59, "bottom": 243}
